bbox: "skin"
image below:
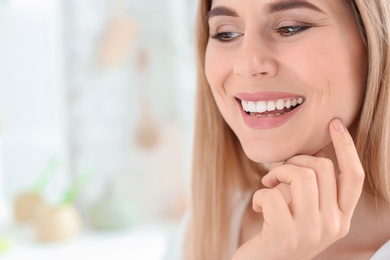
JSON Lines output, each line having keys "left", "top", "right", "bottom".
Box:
{"left": 205, "top": 0, "right": 367, "bottom": 163}
{"left": 204, "top": 0, "right": 390, "bottom": 258}
{"left": 236, "top": 120, "right": 365, "bottom": 259}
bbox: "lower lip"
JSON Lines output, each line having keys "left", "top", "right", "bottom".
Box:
{"left": 238, "top": 102, "right": 302, "bottom": 129}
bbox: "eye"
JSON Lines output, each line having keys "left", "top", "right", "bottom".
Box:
{"left": 275, "top": 25, "right": 311, "bottom": 37}
{"left": 210, "top": 31, "right": 243, "bottom": 43}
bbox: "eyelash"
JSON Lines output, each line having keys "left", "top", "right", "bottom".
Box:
{"left": 209, "top": 25, "right": 311, "bottom": 43}
{"left": 275, "top": 25, "right": 311, "bottom": 36}
{"left": 210, "top": 32, "right": 243, "bottom": 43}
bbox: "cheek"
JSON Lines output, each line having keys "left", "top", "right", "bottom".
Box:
{"left": 205, "top": 46, "right": 234, "bottom": 123}
{"left": 205, "top": 47, "right": 219, "bottom": 89}
{"left": 290, "top": 36, "right": 366, "bottom": 125}
{"left": 205, "top": 46, "right": 234, "bottom": 91}
{"left": 320, "top": 45, "right": 366, "bottom": 127}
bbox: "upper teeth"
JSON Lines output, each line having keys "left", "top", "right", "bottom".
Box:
{"left": 241, "top": 97, "right": 304, "bottom": 113}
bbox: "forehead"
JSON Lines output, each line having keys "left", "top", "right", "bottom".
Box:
{"left": 210, "top": 1, "right": 327, "bottom": 15}
{"left": 209, "top": 0, "right": 340, "bottom": 11}
{"left": 207, "top": 0, "right": 352, "bottom": 20}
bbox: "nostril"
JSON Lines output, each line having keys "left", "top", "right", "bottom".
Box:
{"left": 234, "top": 62, "right": 277, "bottom": 78}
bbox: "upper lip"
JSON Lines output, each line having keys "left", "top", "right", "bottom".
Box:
{"left": 235, "top": 91, "right": 304, "bottom": 101}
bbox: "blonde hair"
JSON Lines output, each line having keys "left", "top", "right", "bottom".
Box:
{"left": 184, "top": 0, "right": 390, "bottom": 259}
{"left": 353, "top": 0, "right": 390, "bottom": 202}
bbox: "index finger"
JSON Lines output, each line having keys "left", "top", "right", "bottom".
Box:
{"left": 329, "top": 118, "right": 365, "bottom": 217}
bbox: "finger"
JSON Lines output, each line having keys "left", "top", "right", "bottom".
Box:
{"left": 313, "top": 150, "right": 325, "bottom": 158}
{"left": 285, "top": 155, "right": 338, "bottom": 213}
{"left": 329, "top": 119, "right": 365, "bottom": 216}
{"left": 254, "top": 183, "right": 292, "bottom": 212}
{"left": 261, "top": 164, "right": 319, "bottom": 218}
{"left": 252, "top": 188, "right": 291, "bottom": 225}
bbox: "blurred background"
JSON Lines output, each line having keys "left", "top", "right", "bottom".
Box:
{"left": 0, "top": 0, "right": 197, "bottom": 259}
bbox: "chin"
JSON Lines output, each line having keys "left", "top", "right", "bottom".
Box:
{"left": 240, "top": 137, "right": 330, "bottom": 164}
{"left": 240, "top": 142, "right": 291, "bottom": 164}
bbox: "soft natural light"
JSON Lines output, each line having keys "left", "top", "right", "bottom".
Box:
{"left": 0, "top": 0, "right": 195, "bottom": 259}
{"left": 10, "top": 0, "right": 55, "bottom": 10}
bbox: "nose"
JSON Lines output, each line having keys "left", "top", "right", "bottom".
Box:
{"left": 233, "top": 35, "right": 278, "bottom": 78}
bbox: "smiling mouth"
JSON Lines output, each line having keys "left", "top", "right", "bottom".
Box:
{"left": 239, "top": 97, "right": 305, "bottom": 117}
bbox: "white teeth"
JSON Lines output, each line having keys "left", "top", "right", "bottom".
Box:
{"left": 291, "top": 99, "right": 297, "bottom": 106}
{"left": 275, "top": 99, "right": 284, "bottom": 110}
{"left": 242, "top": 100, "right": 248, "bottom": 111}
{"left": 248, "top": 102, "right": 256, "bottom": 112}
{"left": 285, "top": 99, "right": 291, "bottom": 108}
{"left": 241, "top": 97, "right": 304, "bottom": 113}
{"left": 256, "top": 101, "right": 267, "bottom": 113}
{"left": 266, "top": 101, "right": 276, "bottom": 111}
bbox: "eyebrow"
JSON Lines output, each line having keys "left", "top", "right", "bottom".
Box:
{"left": 267, "top": 1, "right": 325, "bottom": 14}
{"left": 207, "top": 6, "right": 238, "bottom": 20}
{"left": 207, "top": 1, "right": 325, "bottom": 20}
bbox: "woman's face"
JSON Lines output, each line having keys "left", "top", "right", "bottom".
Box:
{"left": 205, "top": 0, "right": 367, "bottom": 163}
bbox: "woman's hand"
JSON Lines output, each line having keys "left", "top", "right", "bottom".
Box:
{"left": 233, "top": 119, "right": 365, "bottom": 260}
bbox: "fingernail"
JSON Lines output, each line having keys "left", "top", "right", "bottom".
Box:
{"left": 332, "top": 119, "right": 345, "bottom": 132}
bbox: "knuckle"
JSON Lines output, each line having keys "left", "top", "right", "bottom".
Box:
{"left": 252, "top": 190, "right": 265, "bottom": 207}
{"left": 340, "top": 166, "right": 365, "bottom": 184}
{"left": 252, "top": 189, "right": 263, "bottom": 202}
{"left": 324, "top": 219, "right": 341, "bottom": 237}
{"left": 338, "top": 217, "right": 351, "bottom": 238}
{"left": 353, "top": 168, "right": 365, "bottom": 182}
{"left": 265, "top": 188, "right": 282, "bottom": 201}
{"left": 323, "top": 215, "right": 350, "bottom": 239}
{"left": 345, "top": 166, "right": 365, "bottom": 184}
{"left": 318, "top": 158, "right": 334, "bottom": 171}
{"left": 253, "top": 189, "right": 267, "bottom": 200}
{"left": 337, "top": 221, "right": 351, "bottom": 238}
{"left": 252, "top": 189, "right": 282, "bottom": 209}
{"left": 298, "top": 168, "right": 316, "bottom": 181}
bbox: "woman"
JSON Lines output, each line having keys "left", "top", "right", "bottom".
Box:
{"left": 184, "top": 0, "right": 390, "bottom": 259}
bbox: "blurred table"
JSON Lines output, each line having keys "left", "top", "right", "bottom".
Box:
{"left": 0, "top": 223, "right": 178, "bottom": 260}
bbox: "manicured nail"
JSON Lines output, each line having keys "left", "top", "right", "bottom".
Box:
{"left": 332, "top": 119, "right": 345, "bottom": 132}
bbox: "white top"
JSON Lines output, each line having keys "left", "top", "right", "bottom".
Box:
{"left": 228, "top": 192, "right": 254, "bottom": 258}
